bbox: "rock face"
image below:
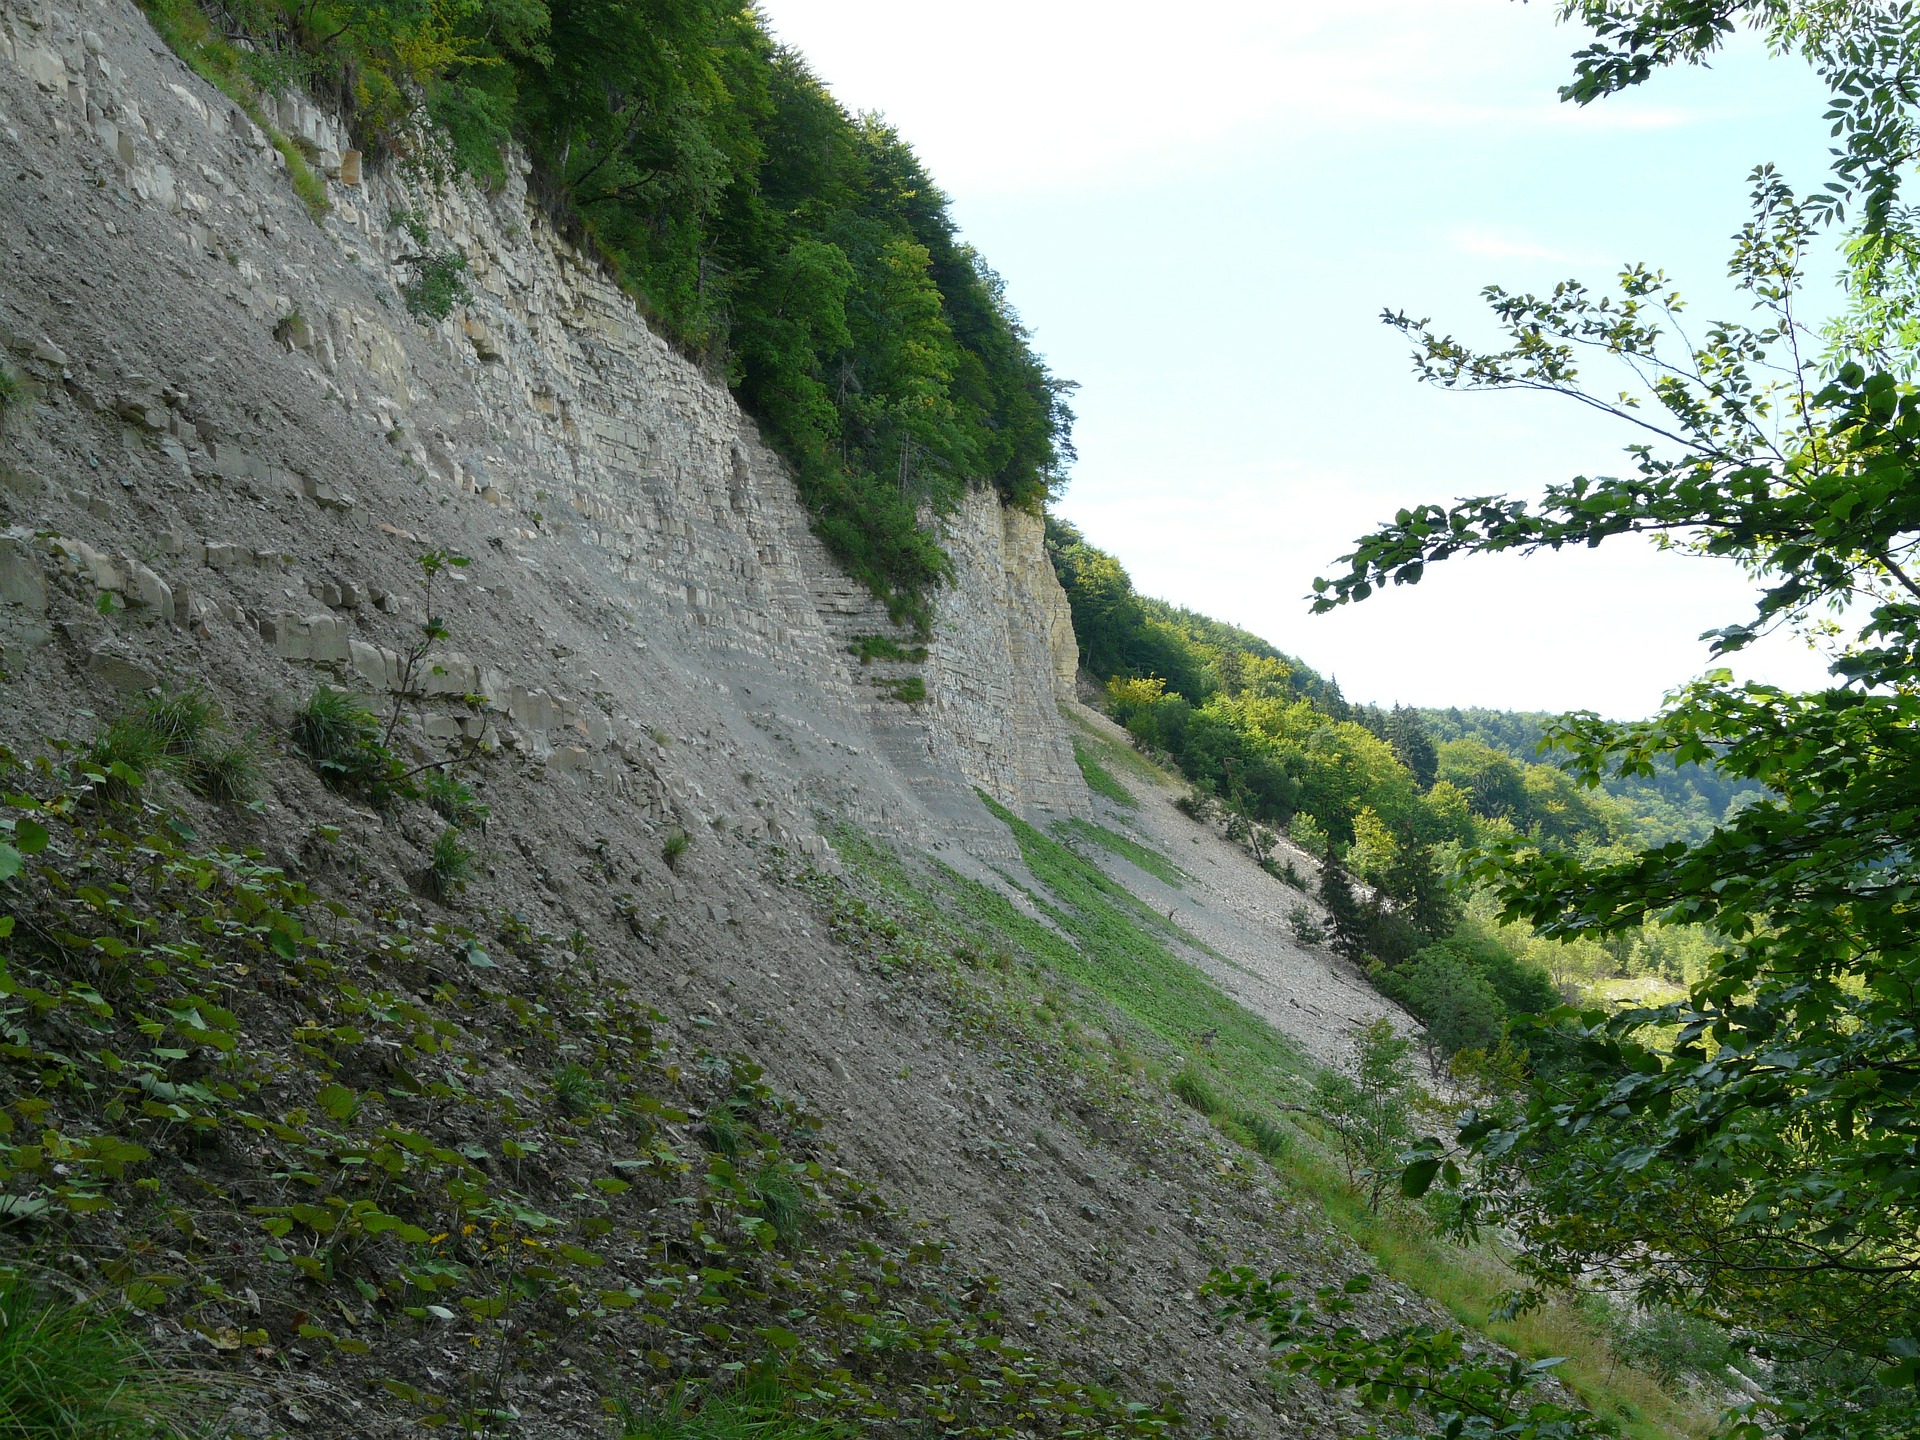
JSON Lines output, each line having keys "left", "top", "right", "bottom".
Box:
{"left": 0, "top": 0, "right": 1086, "bottom": 853}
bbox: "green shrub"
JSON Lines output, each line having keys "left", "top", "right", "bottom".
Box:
{"left": 1172, "top": 1064, "right": 1224, "bottom": 1117}
{"left": 662, "top": 828, "right": 691, "bottom": 869}
{"left": 744, "top": 1164, "right": 813, "bottom": 1245}
{"left": 849, "top": 634, "right": 927, "bottom": 665}
{"left": 886, "top": 675, "right": 926, "bottom": 704}
{"left": 400, "top": 251, "right": 473, "bottom": 322}
{"left": 293, "top": 687, "right": 409, "bottom": 806}
{"left": 85, "top": 716, "right": 167, "bottom": 799}
{"left": 0, "top": 1271, "right": 182, "bottom": 1439}
{"left": 186, "top": 737, "right": 259, "bottom": 805}
{"left": 551, "top": 1063, "right": 602, "bottom": 1118}
{"left": 424, "top": 768, "right": 487, "bottom": 828}
{"left": 700, "top": 1100, "right": 748, "bottom": 1158}
{"left": 423, "top": 828, "right": 474, "bottom": 901}
{"left": 621, "top": 1376, "right": 848, "bottom": 1440}
{"left": 1235, "top": 1110, "right": 1293, "bottom": 1161}
{"left": 136, "top": 689, "right": 217, "bottom": 759}
{"left": 0, "top": 365, "right": 22, "bottom": 421}
{"left": 1287, "top": 904, "right": 1326, "bottom": 948}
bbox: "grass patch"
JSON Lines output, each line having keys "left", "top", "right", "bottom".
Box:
{"left": 422, "top": 827, "right": 474, "bottom": 901}
{"left": 1071, "top": 738, "right": 1135, "bottom": 807}
{"left": 662, "top": 828, "right": 691, "bottom": 869}
{"left": 1056, "top": 817, "right": 1184, "bottom": 887}
{"left": 1280, "top": 1145, "right": 1715, "bottom": 1438}
{"left": 976, "top": 794, "right": 1307, "bottom": 1124}
{"left": 849, "top": 634, "right": 927, "bottom": 665}
{"left": 0, "top": 1271, "right": 186, "bottom": 1439}
{"left": 621, "top": 1377, "right": 849, "bottom": 1440}
{"left": 885, "top": 675, "right": 926, "bottom": 704}
{"left": 292, "top": 687, "right": 410, "bottom": 807}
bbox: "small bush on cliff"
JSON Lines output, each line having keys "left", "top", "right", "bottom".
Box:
{"left": 0, "top": 1272, "right": 183, "bottom": 1440}
{"left": 292, "top": 686, "right": 410, "bottom": 807}
{"left": 422, "top": 827, "right": 475, "bottom": 901}
{"left": 662, "top": 828, "right": 691, "bottom": 869}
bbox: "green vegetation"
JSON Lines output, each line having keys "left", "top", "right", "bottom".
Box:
{"left": 398, "top": 251, "right": 473, "bottom": 323}
{"left": 85, "top": 690, "right": 258, "bottom": 806}
{"left": 883, "top": 675, "right": 926, "bottom": 704}
{"left": 141, "top": 0, "right": 1073, "bottom": 629}
{"left": 0, "top": 1272, "right": 184, "bottom": 1440}
{"left": 422, "top": 826, "right": 475, "bottom": 901}
{"left": 424, "top": 767, "right": 488, "bottom": 828}
{"left": 292, "top": 685, "right": 410, "bottom": 807}
{"left": 620, "top": 1376, "right": 850, "bottom": 1440}
{"left": 825, "top": 791, "right": 1697, "bottom": 1439}
{"left": 661, "top": 828, "right": 691, "bottom": 869}
{"left": 1056, "top": 817, "right": 1183, "bottom": 887}
{"left": 0, "top": 364, "right": 22, "bottom": 423}
{"left": 0, "top": 739, "right": 1185, "bottom": 1439}
{"left": 1070, "top": 736, "right": 1136, "bottom": 807}
{"left": 847, "top": 633, "right": 926, "bottom": 665}
{"left": 1308, "top": 5, "right": 1920, "bottom": 1432}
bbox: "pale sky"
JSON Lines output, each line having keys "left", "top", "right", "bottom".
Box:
{"left": 754, "top": 0, "right": 1846, "bottom": 717}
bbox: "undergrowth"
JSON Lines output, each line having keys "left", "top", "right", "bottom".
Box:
{"left": 1055, "top": 818, "right": 1183, "bottom": 888}
{"left": 0, "top": 740, "right": 1183, "bottom": 1438}
{"left": 1071, "top": 739, "right": 1135, "bottom": 808}
{"left": 0, "top": 1270, "right": 188, "bottom": 1439}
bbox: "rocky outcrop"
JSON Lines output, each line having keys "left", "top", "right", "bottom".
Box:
{"left": 0, "top": 0, "right": 1086, "bottom": 853}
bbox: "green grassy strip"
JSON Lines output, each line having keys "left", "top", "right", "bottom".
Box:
{"left": 1072, "top": 738, "right": 1136, "bottom": 808}
{"left": 136, "top": 0, "right": 330, "bottom": 219}
{"left": 977, "top": 794, "right": 1306, "bottom": 1120}
{"left": 972, "top": 795, "right": 1706, "bottom": 1440}
{"left": 1055, "top": 817, "right": 1185, "bottom": 888}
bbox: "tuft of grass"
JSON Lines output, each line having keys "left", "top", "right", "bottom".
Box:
{"left": 85, "top": 717, "right": 167, "bottom": 799}
{"left": 292, "top": 687, "right": 409, "bottom": 806}
{"left": 424, "top": 768, "right": 487, "bottom": 828}
{"left": 1057, "top": 817, "right": 1183, "bottom": 887}
{"left": 885, "top": 675, "right": 926, "bottom": 704}
{"left": 550, "top": 1063, "right": 602, "bottom": 1118}
{"left": 1172, "top": 1065, "right": 1224, "bottom": 1116}
{"left": 186, "top": 736, "right": 259, "bottom": 805}
{"left": 849, "top": 633, "right": 927, "bottom": 665}
{"left": 745, "top": 1165, "right": 813, "bottom": 1245}
{"left": 136, "top": 689, "right": 218, "bottom": 759}
{"left": 620, "top": 1377, "right": 848, "bottom": 1440}
{"left": 0, "top": 365, "right": 22, "bottom": 422}
{"left": 422, "top": 828, "right": 474, "bottom": 902}
{"left": 662, "top": 828, "right": 691, "bottom": 869}
{"left": 0, "top": 1271, "right": 185, "bottom": 1439}
{"left": 700, "top": 1100, "right": 748, "bottom": 1157}
{"left": 1071, "top": 738, "right": 1135, "bottom": 807}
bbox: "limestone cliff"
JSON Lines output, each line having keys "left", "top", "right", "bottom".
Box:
{"left": 0, "top": 4, "right": 1420, "bottom": 1437}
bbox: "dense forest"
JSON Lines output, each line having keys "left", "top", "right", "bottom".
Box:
{"left": 144, "top": 0, "right": 1075, "bottom": 629}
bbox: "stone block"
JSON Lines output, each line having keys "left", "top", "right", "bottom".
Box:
{"left": 203, "top": 541, "right": 246, "bottom": 571}
{"left": 300, "top": 474, "right": 353, "bottom": 510}
{"left": 0, "top": 535, "right": 46, "bottom": 612}
{"left": 21, "top": 47, "right": 67, "bottom": 94}
{"left": 338, "top": 149, "right": 361, "bottom": 186}
{"left": 260, "top": 611, "right": 311, "bottom": 661}
{"left": 88, "top": 649, "right": 156, "bottom": 692}
{"left": 307, "top": 613, "right": 349, "bottom": 665}
{"left": 422, "top": 714, "right": 463, "bottom": 741}
{"left": 119, "top": 557, "right": 171, "bottom": 613}
{"left": 549, "top": 745, "right": 590, "bottom": 774}
{"left": 116, "top": 396, "right": 168, "bottom": 431}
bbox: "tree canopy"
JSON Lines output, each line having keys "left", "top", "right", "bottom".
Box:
{"left": 1308, "top": 4, "right": 1920, "bottom": 1433}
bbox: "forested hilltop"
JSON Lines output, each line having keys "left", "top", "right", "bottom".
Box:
{"left": 143, "top": 0, "right": 1074, "bottom": 629}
